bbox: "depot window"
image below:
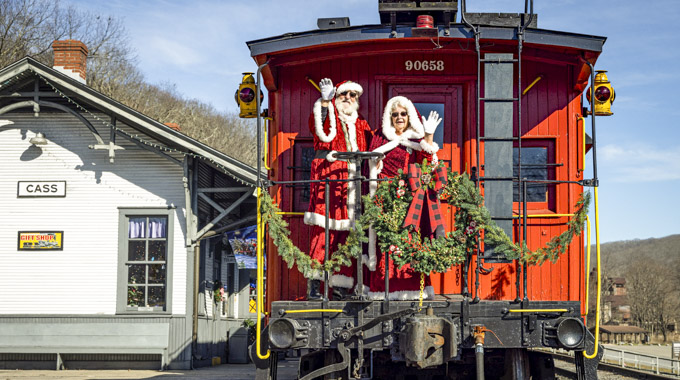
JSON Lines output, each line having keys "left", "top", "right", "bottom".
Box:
{"left": 117, "top": 208, "right": 173, "bottom": 313}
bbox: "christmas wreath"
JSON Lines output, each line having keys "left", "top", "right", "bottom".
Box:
{"left": 360, "top": 159, "right": 591, "bottom": 273}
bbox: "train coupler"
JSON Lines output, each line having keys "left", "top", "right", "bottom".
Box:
{"left": 399, "top": 306, "right": 458, "bottom": 368}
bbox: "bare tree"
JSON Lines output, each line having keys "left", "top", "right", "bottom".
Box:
{"left": 626, "top": 261, "right": 678, "bottom": 342}
{"left": 1, "top": 0, "right": 257, "bottom": 166}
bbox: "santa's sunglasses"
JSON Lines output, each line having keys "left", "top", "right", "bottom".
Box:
{"left": 391, "top": 111, "right": 408, "bottom": 118}
{"left": 339, "top": 91, "right": 358, "bottom": 98}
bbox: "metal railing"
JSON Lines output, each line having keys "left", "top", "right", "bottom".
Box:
{"left": 549, "top": 347, "right": 680, "bottom": 377}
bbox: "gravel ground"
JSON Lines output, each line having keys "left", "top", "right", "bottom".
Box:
{"left": 554, "top": 355, "right": 658, "bottom": 380}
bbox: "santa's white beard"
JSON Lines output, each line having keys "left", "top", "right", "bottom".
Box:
{"left": 336, "top": 99, "right": 359, "bottom": 116}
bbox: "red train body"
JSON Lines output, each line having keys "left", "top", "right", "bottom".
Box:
{"left": 254, "top": 31, "right": 598, "bottom": 304}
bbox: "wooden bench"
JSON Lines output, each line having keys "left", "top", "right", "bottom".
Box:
{"left": 0, "top": 323, "right": 169, "bottom": 370}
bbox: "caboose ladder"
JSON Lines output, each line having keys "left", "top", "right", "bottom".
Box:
{"left": 461, "top": 1, "right": 534, "bottom": 303}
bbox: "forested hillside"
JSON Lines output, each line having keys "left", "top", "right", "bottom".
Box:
{"left": 594, "top": 234, "right": 680, "bottom": 275}
{"left": 0, "top": 0, "right": 256, "bottom": 165}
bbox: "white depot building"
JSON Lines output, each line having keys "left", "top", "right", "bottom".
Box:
{"left": 0, "top": 40, "right": 262, "bottom": 370}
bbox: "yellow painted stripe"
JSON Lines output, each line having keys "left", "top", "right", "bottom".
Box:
{"left": 507, "top": 309, "right": 568, "bottom": 313}
{"left": 284, "top": 309, "right": 344, "bottom": 314}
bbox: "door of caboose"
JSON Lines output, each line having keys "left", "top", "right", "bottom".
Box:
{"left": 388, "top": 84, "right": 464, "bottom": 294}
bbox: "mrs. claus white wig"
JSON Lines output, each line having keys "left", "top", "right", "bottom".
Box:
{"left": 381, "top": 96, "right": 425, "bottom": 141}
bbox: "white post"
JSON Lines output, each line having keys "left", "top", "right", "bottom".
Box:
{"left": 621, "top": 350, "right": 625, "bottom": 368}
{"left": 655, "top": 356, "right": 659, "bottom": 375}
{"left": 634, "top": 354, "right": 638, "bottom": 369}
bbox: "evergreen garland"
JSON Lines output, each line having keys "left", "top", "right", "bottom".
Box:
{"left": 260, "top": 191, "right": 367, "bottom": 279}
{"left": 260, "top": 162, "right": 590, "bottom": 278}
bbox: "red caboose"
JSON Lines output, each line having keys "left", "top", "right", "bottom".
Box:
{"left": 246, "top": 2, "right": 607, "bottom": 379}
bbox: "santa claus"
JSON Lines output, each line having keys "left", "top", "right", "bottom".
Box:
{"left": 304, "top": 78, "right": 372, "bottom": 299}
{"left": 365, "top": 96, "right": 442, "bottom": 300}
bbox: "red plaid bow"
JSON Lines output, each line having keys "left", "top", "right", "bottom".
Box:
{"left": 402, "top": 164, "right": 448, "bottom": 238}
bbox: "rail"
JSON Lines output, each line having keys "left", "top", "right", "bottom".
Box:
{"left": 549, "top": 347, "right": 680, "bottom": 377}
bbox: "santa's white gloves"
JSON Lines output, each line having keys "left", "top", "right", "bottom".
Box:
{"left": 422, "top": 110, "right": 442, "bottom": 135}
{"left": 319, "top": 78, "right": 335, "bottom": 101}
{"left": 326, "top": 150, "right": 338, "bottom": 163}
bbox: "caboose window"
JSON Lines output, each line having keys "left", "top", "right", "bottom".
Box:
{"left": 513, "top": 147, "right": 548, "bottom": 202}
{"left": 117, "top": 209, "right": 174, "bottom": 313}
{"left": 413, "top": 102, "right": 445, "bottom": 148}
{"left": 292, "top": 141, "right": 315, "bottom": 211}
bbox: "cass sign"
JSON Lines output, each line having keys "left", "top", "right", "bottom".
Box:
{"left": 17, "top": 181, "right": 66, "bottom": 197}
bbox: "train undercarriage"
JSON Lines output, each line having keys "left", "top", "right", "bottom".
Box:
{"left": 252, "top": 298, "right": 602, "bottom": 379}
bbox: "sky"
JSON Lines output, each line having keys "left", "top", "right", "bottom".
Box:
{"left": 64, "top": 0, "right": 680, "bottom": 244}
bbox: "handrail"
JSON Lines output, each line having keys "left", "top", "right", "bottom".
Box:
{"left": 584, "top": 60, "right": 601, "bottom": 360}
{"left": 583, "top": 215, "right": 591, "bottom": 317}
{"left": 577, "top": 115, "right": 587, "bottom": 172}
{"left": 255, "top": 187, "right": 270, "bottom": 360}
{"left": 263, "top": 117, "right": 272, "bottom": 171}
{"left": 514, "top": 213, "right": 574, "bottom": 218}
{"left": 255, "top": 60, "right": 271, "bottom": 361}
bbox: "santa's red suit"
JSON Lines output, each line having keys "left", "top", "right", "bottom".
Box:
{"left": 365, "top": 96, "right": 440, "bottom": 300}
{"left": 304, "top": 80, "right": 371, "bottom": 289}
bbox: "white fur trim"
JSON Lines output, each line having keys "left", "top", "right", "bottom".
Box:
{"left": 331, "top": 274, "right": 354, "bottom": 289}
{"left": 313, "top": 98, "right": 337, "bottom": 143}
{"left": 382, "top": 96, "right": 425, "bottom": 142}
{"left": 335, "top": 81, "right": 363, "bottom": 97}
{"left": 419, "top": 140, "right": 440, "bottom": 155}
{"left": 307, "top": 269, "right": 324, "bottom": 281}
{"left": 346, "top": 161, "right": 357, "bottom": 223}
{"left": 372, "top": 139, "right": 401, "bottom": 156}
{"left": 368, "top": 158, "right": 383, "bottom": 197}
{"left": 363, "top": 226, "right": 377, "bottom": 271}
{"left": 304, "top": 211, "right": 351, "bottom": 231}
{"left": 338, "top": 113, "right": 359, "bottom": 152}
{"left": 366, "top": 286, "right": 435, "bottom": 301}
{"left": 326, "top": 150, "right": 338, "bottom": 163}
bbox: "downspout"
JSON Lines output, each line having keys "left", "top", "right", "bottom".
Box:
{"left": 192, "top": 242, "right": 200, "bottom": 363}
{"left": 183, "top": 156, "right": 197, "bottom": 369}
{"left": 190, "top": 157, "right": 200, "bottom": 367}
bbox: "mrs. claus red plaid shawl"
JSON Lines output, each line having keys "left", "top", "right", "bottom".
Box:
{"left": 402, "top": 164, "right": 447, "bottom": 238}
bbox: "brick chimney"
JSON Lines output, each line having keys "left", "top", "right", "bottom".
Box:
{"left": 52, "top": 40, "right": 88, "bottom": 84}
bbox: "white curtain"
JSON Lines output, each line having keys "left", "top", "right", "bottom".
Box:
{"left": 129, "top": 217, "right": 146, "bottom": 238}
{"left": 129, "top": 217, "right": 167, "bottom": 238}
{"left": 149, "top": 217, "right": 167, "bottom": 238}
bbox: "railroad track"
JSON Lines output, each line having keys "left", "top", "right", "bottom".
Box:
{"left": 552, "top": 352, "right": 678, "bottom": 380}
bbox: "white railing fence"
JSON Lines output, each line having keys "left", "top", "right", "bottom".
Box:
{"left": 548, "top": 347, "right": 680, "bottom": 377}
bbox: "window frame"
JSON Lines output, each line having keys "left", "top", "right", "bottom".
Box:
{"left": 117, "top": 208, "right": 174, "bottom": 314}
{"left": 512, "top": 138, "right": 556, "bottom": 213}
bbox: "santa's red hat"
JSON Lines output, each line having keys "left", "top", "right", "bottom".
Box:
{"left": 335, "top": 80, "right": 363, "bottom": 97}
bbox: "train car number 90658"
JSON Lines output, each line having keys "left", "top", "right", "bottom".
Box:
{"left": 405, "top": 60, "right": 444, "bottom": 71}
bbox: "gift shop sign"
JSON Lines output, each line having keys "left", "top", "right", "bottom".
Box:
{"left": 18, "top": 231, "right": 64, "bottom": 251}
{"left": 17, "top": 181, "right": 66, "bottom": 197}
